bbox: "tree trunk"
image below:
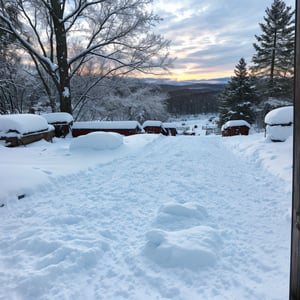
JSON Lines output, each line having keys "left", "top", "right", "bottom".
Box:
{"left": 50, "top": 0, "right": 72, "bottom": 114}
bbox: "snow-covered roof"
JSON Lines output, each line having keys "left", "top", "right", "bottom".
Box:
{"left": 73, "top": 121, "right": 143, "bottom": 130}
{"left": 42, "top": 112, "right": 74, "bottom": 124}
{"left": 163, "top": 122, "right": 177, "bottom": 128}
{"left": 143, "top": 120, "right": 163, "bottom": 127}
{"left": 0, "top": 114, "right": 49, "bottom": 135}
{"left": 264, "top": 106, "right": 293, "bottom": 125}
{"left": 221, "top": 120, "right": 251, "bottom": 130}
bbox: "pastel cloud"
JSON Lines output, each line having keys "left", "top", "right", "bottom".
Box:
{"left": 152, "top": 0, "right": 295, "bottom": 80}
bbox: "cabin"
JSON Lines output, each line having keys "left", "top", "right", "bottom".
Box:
{"left": 42, "top": 112, "right": 74, "bottom": 138}
{"left": 72, "top": 121, "right": 144, "bottom": 137}
{"left": 162, "top": 122, "right": 178, "bottom": 136}
{"left": 0, "top": 114, "right": 55, "bottom": 147}
{"left": 143, "top": 120, "right": 168, "bottom": 135}
{"left": 221, "top": 120, "right": 251, "bottom": 137}
{"left": 264, "top": 106, "right": 293, "bottom": 142}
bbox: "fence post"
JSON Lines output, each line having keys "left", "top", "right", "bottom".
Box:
{"left": 290, "top": 0, "right": 300, "bottom": 299}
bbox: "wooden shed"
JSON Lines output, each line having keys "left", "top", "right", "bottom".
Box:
{"left": 162, "top": 122, "right": 178, "bottom": 136}
{"left": 143, "top": 120, "right": 168, "bottom": 135}
{"left": 42, "top": 112, "right": 73, "bottom": 138}
{"left": 0, "top": 114, "right": 55, "bottom": 147}
{"left": 221, "top": 120, "right": 251, "bottom": 137}
{"left": 264, "top": 106, "right": 293, "bottom": 142}
{"left": 72, "top": 121, "right": 144, "bottom": 137}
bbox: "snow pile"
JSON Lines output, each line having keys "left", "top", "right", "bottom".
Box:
{"left": 144, "top": 226, "right": 221, "bottom": 269}
{"left": 70, "top": 132, "right": 123, "bottom": 151}
{"left": 154, "top": 202, "right": 208, "bottom": 231}
{"left": 143, "top": 120, "right": 163, "bottom": 127}
{"left": 264, "top": 106, "right": 293, "bottom": 125}
{"left": 221, "top": 119, "right": 251, "bottom": 130}
{"left": 223, "top": 133, "right": 292, "bottom": 186}
{"left": 42, "top": 112, "right": 74, "bottom": 124}
{"left": 265, "top": 106, "right": 293, "bottom": 142}
{"left": 0, "top": 114, "right": 49, "bottom": 136}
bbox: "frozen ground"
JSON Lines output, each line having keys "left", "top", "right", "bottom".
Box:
{"left": 0, "top": 127, "right": 292, "bottom": 300}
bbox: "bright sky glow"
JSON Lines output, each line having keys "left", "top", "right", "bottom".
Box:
{"left": 150, "top": 0, "right": 295, "bottom": 81}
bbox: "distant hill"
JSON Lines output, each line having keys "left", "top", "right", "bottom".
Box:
{"left": 155, "top": 80, "right": 227, "bottom": 115}
{"left": 144, "top": 77, "right": 230, "bottom": 86}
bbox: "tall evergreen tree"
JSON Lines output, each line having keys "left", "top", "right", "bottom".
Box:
{"left": 219, "top": 58, "right": 257, "bottom": 126}
{"left": 251, "top": 0, "right": 294, "bottom": 99}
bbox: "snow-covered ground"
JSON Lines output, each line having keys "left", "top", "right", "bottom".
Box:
{"left": 0, "top": 121, "right": 292, "bottom": 300}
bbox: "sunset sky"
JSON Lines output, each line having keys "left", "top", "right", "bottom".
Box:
{"left": 151, "top": 0, "right": 295, "bottom": 81}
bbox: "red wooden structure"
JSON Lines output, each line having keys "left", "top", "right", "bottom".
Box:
{"left": 221, "top": 120, "right": 250, "bottom": 137}
{"left": 72, "top": 121, "right": 143, "bottom": 137}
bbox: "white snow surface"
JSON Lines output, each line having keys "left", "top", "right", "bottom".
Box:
{"left": 264, "top": 106, "right": 293, "bottom": 125}
{"left": 0, "top": 118, "right": 292, "bottom": 300}
{"left": 42, "top": 112, "right": 74, "bottom": 124}
{"left": 0, "top": 114, "right": 49, "bottom": 135}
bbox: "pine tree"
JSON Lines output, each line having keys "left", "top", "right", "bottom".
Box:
{"left": 251, "top": 0, "right": 294, "bottom": 99}
{"left": 219, "top": 58, "right": 257, "bottom": 127}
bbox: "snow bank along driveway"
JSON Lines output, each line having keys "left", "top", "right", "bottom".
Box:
{"left": 0, "top": 135, "right": 291, "bottom": 300}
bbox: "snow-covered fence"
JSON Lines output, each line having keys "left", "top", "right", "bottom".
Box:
{"left": 0, "top": 114, "right": 55, "bottom": 147}
{"left": 72, "top": 121, "right": 144, "bottom": 137}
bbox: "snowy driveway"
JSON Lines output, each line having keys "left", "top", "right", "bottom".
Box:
{"left": 0, "top": 135, "right": 291, "bottom": 300}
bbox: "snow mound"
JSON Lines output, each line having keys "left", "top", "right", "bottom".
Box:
{"left": 154, "top": 202, "right": 208, "bottom": 231}
{"left": 144, "top": 226, "right": 222, "bottom": 269}
{"left": 70, "top": 132, "right": 123, "bottom": 151}
{"left": 264, "top": 106, "right": 293, "bottom": 125}
{"left": 159, "top": 202, "right": 208, "bottom": 218}
{"left": 143, "top": 120, "right": 162, "bottom": 127}
{"left": 42, "top": 112, "right": 74, "bottom": 124}
{"left": 0, "top": 114, "right": 49, "bottom": 135}
{"left": 221, "top": 120, "right": 251, "bottom": 130}
{"left": 266, "top": 125, "right": 293, "bottom": 142}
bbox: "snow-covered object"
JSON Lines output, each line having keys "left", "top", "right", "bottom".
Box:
{"left": 265, "top": 106, "right": 293, "bottom": 142}
{"left": 221, "top": 120, "right": 251, "bottom": 131}
{"left": 264, "top": 106, "right": 293, "bottom": 125}
{"left": 73, "top": 121, "right": 142, "bottom": 130}
{"left": 0, "top": 114, "right": 49, "bottom": 136}
{"left": 42, "top": 112, "right": 73, "bottom": 124}
{"left": 162, "top": 122, "right": 177, "bottom": 128}
{"left": 144, "top": 226, "right": 221, "bottom": 269}
{"left": 70, "top": 131, "right": 123, "bottom": 151}
{"left": 143, "top": 120, "right": 163, "bottom": 127}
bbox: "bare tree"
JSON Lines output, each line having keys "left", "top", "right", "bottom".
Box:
{"left": 72, "top": 76, "right": 169, "bottom": 122}
{"left": 0, "top": 0, "right": 172, "bottom": 114}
